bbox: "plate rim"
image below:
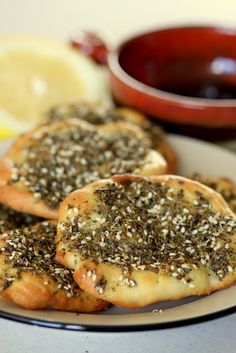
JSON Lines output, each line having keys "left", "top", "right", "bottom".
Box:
{"left": 0, "top": 305, "right": 235, "bottom": 332}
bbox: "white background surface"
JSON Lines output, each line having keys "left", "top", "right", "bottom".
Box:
{"left": 1, "top": 0, "right": 236, "bottom": 46}
{"left": 0, "top": 313, "right": 235, "bottom": 353}
{"left": 0, "top": 1, "right": 236, "bottom": 352}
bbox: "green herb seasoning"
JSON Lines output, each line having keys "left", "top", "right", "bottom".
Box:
{"left": 192, "top": 173, "right": 236, "bottom": 214}
{"left": 0, "top": 221, "right": 78, "bottom": 296}
{"left": 60, "top": 179, "right": 236, "bottom": 282}
{"left": 0, "top": 204, "right": 42, "bottom": 234}
{"left": 48, "top": 103, "right": 122, "bottom": 125}
{"left": 47, "top": 102, "right": 163, "bottom": 146}
{"left": 11, "top": 121, "right": 150, "bottom": 209}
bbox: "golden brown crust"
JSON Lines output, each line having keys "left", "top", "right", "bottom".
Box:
{"left": 1, "top": 271, "right": 107, "bottom": 312}
{"left": 154, "top": 138, "right": 177, "bottom": 174}
{"left": 0, "top": 162, "right": 58, "bottom": 219}
{"left": 56, "top": 174, "right": 236, "bottom": 308}
{"left": 0, "top": 223, "right": 107, "bottom": 312}
{"left": 0, "top": 127, "right": 58, "bottom": 219}
{"left": 0, "top": 119, "right": 167, "bottom": 219}
{"left": 2, "top": 272, "right": 53, "bottom": 310}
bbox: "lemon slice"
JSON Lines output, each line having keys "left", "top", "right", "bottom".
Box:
{"left": 0, "top": 35, "right": 108, "bottom": 138}
{"left": 0, "top": 110, "right": 29, "bottom": 139}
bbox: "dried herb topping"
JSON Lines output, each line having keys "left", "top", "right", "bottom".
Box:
{"left": 47, "top": 102, "right": 163, "bottom": 140}
{"left": 192, "top": 173, "right": 236, "bottom": 214}
{"left": 0, "top": 204, "right": 42, "bottom": 234}
{"left": 0, "top": 221, "right": 78, "bottom": 296}
{"left": 11, "top": 121, "right": 150, "bottom": 209}
{"left": 60, "top": 179, "right": 236, "bottom": 283}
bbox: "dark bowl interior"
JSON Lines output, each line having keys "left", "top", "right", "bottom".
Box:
{"left": 118, "top": 27, "right": 236, "bottom": 100}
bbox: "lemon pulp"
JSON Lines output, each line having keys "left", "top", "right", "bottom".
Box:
{"left": 0, "top": 36, "right": 108, "bottom": 138}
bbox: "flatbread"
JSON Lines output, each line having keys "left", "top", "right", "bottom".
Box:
{"left": 56, "top": 174, "right": 236, "bottom": 308}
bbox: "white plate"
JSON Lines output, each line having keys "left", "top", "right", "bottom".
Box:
{"left": 0, "top": 134, "right": 235, "bottom": 331}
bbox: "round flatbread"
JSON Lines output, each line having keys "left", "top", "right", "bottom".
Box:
{"left": 0, "top": 221, "right": 107, "bottom": 311}
{"left": 0, "top": 119, "right": 167, "bottom": 219}
{"left": 56, "top": 175, "right": 236, "bottom": 308}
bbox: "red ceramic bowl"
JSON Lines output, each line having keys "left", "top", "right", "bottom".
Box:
{"left": 108, "top": 26, "right": 236, "bottom": 128}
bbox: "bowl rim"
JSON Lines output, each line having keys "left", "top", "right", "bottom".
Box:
{"left": 108, "top": 24, "right": 236, "bottom": 108}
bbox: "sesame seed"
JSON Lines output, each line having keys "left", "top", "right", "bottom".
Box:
{"left": 97, "top": 287, "right": 104, "bottom": 295}
{"left": 86, "top": 270, "right": 92, "bottom": 278}
{"left": 172, "top": 272, "right": 178, "bottom": 278}
{"left": 60, "top": 179, "right": 236, "bottom": 282}
{"left": 152, "top": 309, "right": 163, "bottom": 314}
{"left": 189, "top": 283, "right": 195, "bottom": 288}
{"left": 181, "top": 263, "right": 190, "bottom": 269}
{"left": 11, "top": 121, "right": 151, "bottom": 209}
{"left": 162, "top": 229, "right": 168, "bottom": 236}
{"left": 129, "top": 280, "right": 136, "bottom": 287}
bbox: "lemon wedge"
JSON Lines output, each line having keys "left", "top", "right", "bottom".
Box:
{"left": 0, "top": 110, "right": 29, "bottom": 139}
{"left": 0, "top": 35, "right": 108, "bottom": 138}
